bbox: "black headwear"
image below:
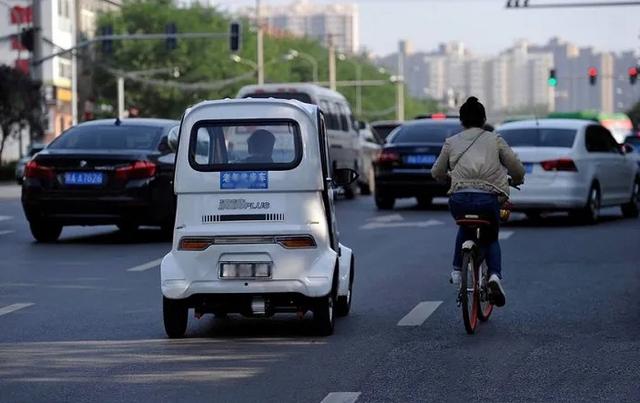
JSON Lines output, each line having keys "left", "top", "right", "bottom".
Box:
{"left": 459, "top": 96, "right": 486, "bottom": 128}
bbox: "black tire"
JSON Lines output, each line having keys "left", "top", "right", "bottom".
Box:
{"left": 621, "top": 178, "right": 639, "bottom": 219}
{"left": 477, "top": 262, "right": 493, "bottom": 322}
{"left": 574, "top": 184, "right": 600, "bottom": 225}
{"left": 313, "top": 293, "right": 336, "bottom": 336}
{"left": 460, "top": 249, "right": 478, "bottom": 335}
{"left": 29, "top": 220, "right": 62, "bottom": 243}
{"left": 375, "top": 192, "right": 395, "bottom": 210}
{"left": 416, "top": 195, "right": 433, "bottom": 209}
{"left": 163, "top": 297, "right": 188, "bottom": 338}
{"left": 336, "top": 257, "right": 354, "bottom": 317}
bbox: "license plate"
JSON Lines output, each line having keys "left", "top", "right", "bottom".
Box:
{"left": 64, "top": 172, "right": 104, "bottom": 185}
{"left": 405, "top": 154, "right": 436, "bottom": 165}
{"left": 524, "top": 163, "right": 534, "bottom": 174}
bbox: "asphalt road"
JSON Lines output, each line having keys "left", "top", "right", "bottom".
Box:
{"left": 1, "top": 188, "right": 639, "bottom": 402}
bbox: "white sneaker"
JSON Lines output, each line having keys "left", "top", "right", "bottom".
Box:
{"left": 450, "top": 270, "right": 461, "bottom": 286}
{"left": 488, "top": 274, "right": 506, "bottom": 307}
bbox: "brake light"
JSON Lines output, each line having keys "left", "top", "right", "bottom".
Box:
{"left": 431, "top": 113, "right": 447, "bottom": 120}
{"left": 115, "top": 161, "right": 156, "bottom": 181}
{"left": 377, "top": 150, "right": 400, "bottom": 163}
{"left": 24, "top": 160, "right": 55, "bottom": 180}
{"left": 540, "top": 158, "right": 577, "bottom": 172}
{"left": 179, "top": 237, "right": 213, "bottom": 251}
{"left": 275, "top": 235, "right": 316, "bottom": 249}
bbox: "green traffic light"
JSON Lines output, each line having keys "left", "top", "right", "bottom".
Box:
{"left": 548, "top": 78, "right": 558, "bottom": 87}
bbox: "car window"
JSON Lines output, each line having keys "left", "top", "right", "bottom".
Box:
{"left": 585, "top": 125, "right": 617, "bottom": 153}
{"left": 336, "top": 103, "right": 349, "bottom": 132}
{"left": 602, "top": 127, "right": 622, "bottom": 154}
{"left": 497, "top": 128, "right": 577, "bottom": 148}
{"left": 390, "top": 123, "right": 463, "bottom": 143}
{"left": 319, "top": 100, "right": 338, "bottom": 131}
{"left": 624, "top": 136, "right": 640, "bottom": 153}
{"left": 48, "top": 125, "right": 164, "bottom": 150}
{"left": 372, "top": 124, "right": 400, "bottom": 141}
{"left": 188, "top": 120, "right": 302, "bottom": 171}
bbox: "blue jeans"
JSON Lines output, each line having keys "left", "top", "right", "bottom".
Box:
{"left": 449, "top": 192, "right": 502, "bottom": 278}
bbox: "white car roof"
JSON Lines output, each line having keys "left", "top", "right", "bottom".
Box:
{"left": 498, "top": 119, "right": 594, "bottom": 131}
{"left": 237, "top": 83, "right": 348, "bottom": 101}
{"left": 186, "top": 97, "right": 318, "bottom": 119}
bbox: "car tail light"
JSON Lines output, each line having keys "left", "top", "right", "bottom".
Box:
{"left": 377, "top": 150, "right": 400, "bottom": 163}
{"left": 115, "top": 161, "right": 156, "bottom": 181}
{"left": 275, "top": 235, "right": 317, "bottom": 249}
{"left": 24, "top": 160, "right": 55, "bottom": 180}
{"left": 540, "top": 158, "right": 577, "bottom": 172}
{"left": 179, "top": 237, "right": 213, "bottom": 251}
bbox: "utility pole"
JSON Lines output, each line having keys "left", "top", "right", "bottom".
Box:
{"left": 71, "top": 0, "right": 79, "bottom": 125}
{"left": 31, "top": 0, "right": 43, "bottom": 82}
{"left": 256, "top": 0, "right": 264, "bottom": 85}
{"left": 117, "top": 76, "right": 125, "bottom": 119}
{"left": 396, "top": 41, "right": 405, "bottom": 121}
{"left": 328, "top": 34, "right": 336, "bottom": 91}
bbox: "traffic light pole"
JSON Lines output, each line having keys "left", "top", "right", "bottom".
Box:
{"left": 31, "top": 0, "right": 43, "bottom": 82}
{"left": 256, "top": 0, "right": 264, "bottom": 85}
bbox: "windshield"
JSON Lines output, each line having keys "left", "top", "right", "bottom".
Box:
{"left": 498, "top": 128, "right": 577, "bottom": 148}
{"left": 372, "top": 124, "right": 400, "bottom": 141}
{"left": 189, "top": 120, "right": 302, "bottom": 172}
{"left": 242, "top": 92, "right": 314, "bottom": 104}
{"left": 48, "top": 125, "right": 164, "bottom": 150}
{"left": 390, "top": 123, "right": 463, "bottom": 143}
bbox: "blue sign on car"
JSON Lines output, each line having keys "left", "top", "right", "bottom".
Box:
{"left": 405, "top": 154, "right": 436, "bottom": 165}
{"left": 64, "top": 172, "right": 104, "bottom": 185}
{"left": 220, "top": 171, "right": 268, "bottom": 189}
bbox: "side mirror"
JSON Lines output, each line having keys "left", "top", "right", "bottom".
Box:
{"left": 158, "top": 136, "right": 171, "bottom": 153}
{"left": 356, "top": 120, "right": 366, "bottom": 131}
{"left": 167, "top": 126, "right": 179, "bottom": 152}
{"left": 622, "top": 143, "right": 635, "bottom": 155}
{"left": 333, "top": 168, "right": 359, "bottom": 187}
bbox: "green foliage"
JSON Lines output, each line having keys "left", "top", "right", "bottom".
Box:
{"left": 627, "top": 100, "right": 640, "bottom": 129}
{"left": 90, "top": 0, "right": 437, "bottom": 121}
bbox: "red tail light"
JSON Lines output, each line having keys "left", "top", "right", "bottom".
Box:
{"left": 115, "top": 161, "right": 157, "bottom": 181}
{"left": 540, "top": 158, "right": 577, "bottom": 172}
{"left": 377, "top": 150, "right": 400, "bottom": 163}
{"left": 24, "top": 160, "right": 55, "bottom": 180}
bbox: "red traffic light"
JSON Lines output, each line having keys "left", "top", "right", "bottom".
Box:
{"left": 588, "top": 67, "right": 598, "bottom": 77}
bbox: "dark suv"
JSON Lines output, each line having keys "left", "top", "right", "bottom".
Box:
{"left": 22, "top": 118, "right": 179, "bottom": 242}
{"left": 374, "top": 118, "right": 463, "bottom": 209}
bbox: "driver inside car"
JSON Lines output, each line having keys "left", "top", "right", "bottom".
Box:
{"left": 244, "top": 129, "right": 276, "bottom": 163}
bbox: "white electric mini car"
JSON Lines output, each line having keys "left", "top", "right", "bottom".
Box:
{"left": 161, "top": 98, "right": 357, "bottom": 337}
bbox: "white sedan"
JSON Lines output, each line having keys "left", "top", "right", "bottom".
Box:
{"left": 497, "top": 119, "right": 639, "bottom": 223}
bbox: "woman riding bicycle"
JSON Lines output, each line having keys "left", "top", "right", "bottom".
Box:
{"left": 432, "top": 97, "right": 525, "bottom": 307}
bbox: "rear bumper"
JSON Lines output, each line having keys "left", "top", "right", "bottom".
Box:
{"left": 510, "top": 176, "right": 589, "bottom": 211}
{"left": 375, "top": 172, "right": 448, "bottom": 198}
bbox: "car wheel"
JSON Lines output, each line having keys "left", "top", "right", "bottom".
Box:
{"left": 416, "top": 195, "right": 433, "bottom": 209}
{"left": 313, "top": 293, "right": 336, "bottom": 336}
{"left": 375, "top": 192, "right": 395, "bottom": 210}
{"left": 29, "top": 220, "right": 62, "bottom": 243}
{"left": 163, "top": 297, "right": 188, "bottom": 338}
{"left": 336, "top": 256, "right": 354, "bottom": 317}
{"left": 621, "top": 178, "right": 639, "bottom": 219}
{"left": 575, "top": 185, "right": 600, "bottom": 225}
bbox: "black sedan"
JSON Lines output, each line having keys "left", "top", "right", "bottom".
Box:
{"left": 22, "top": 118, "right": 179, "bottom": 242}
{"left": 374, "top": 118, "right": 463, "bottom": 210}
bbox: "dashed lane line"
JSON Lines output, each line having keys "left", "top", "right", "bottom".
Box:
{"left": 0, "top": 303, "right": 34, "bottom": 317}
{"left": 499, "top": 231, "right": 514, "bottom": 240}
{"left": 0, "top": 230, "right": 14, "bottom": 236}
{"left": 397, "top": 301, "right": 443, "bottom": 326}
{"left": 126, "top": 258, "right": 164, "bottom": 272}
{"left": 320, "top": 392, "right": 361, "bottom": 403}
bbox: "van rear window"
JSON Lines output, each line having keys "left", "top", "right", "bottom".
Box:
{"left": 242, "top": 92, "right": 313, "bottom": 104}
{"left": 189, "top": 119, "right": 302, "bottom": 171}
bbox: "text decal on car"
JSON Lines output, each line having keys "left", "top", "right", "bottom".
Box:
{"left": 218, "top": 199, "right": 271, "bottom": 210}
{"left": 220, "top": 171, "right": 268, "bottom": 190}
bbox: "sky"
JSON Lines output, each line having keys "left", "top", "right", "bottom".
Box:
{"left": 212, "top": 0, "right": 639, "bottom": 57}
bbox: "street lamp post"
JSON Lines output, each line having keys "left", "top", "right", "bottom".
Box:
{"left": 117, "top": 67, "right": 180, "bottom": 119}
{"left": 286, "top": 49, "right": 318, "bottom": 83}
{"left": 338, "top": 53, "right": 362, "bottom": 116}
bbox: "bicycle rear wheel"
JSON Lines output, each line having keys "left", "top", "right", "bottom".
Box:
{"left": 460, "top": 249, "right": 478, "bottom": 334}
{"left": 477, "top": 261, "right": 494, "bottom": 322}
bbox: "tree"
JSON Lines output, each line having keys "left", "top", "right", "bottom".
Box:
{"left": 0, "top": 66, "right": 44, "bottom": 162}
{"left": 627, "top": 100, "right": 640, "bottom": 130}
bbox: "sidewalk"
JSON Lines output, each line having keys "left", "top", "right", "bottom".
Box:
{"left": 0, "top": 182, "right": 20, "bottom": 200}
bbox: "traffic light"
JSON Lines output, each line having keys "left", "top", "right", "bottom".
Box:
{"left": 588, "top": 66, "right": 598, "bottom": 86}
{"left": 629, "top": 66, "right": 638, "bottom": 85}
{"left": 229, "top": 21, "right": 241, "bottom": 53}
{"left": 547, "top": 68, "right": 557, "bottom": 87}
{"left": 100, "top": 25, "right": 113, "bottom": 54}
{"left": 19, "top": 27, "right": 34, "bottom": 52}
{"left": 165, "top": 23, "right": 177, "bottom": 51}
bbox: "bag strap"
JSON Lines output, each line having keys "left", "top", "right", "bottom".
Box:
{"left": 451, "top": 130, "right": 485, "bottom": 168}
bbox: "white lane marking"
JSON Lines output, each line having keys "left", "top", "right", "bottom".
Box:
{"left": 361, "top": 219, "right": 443, "bottom": 230}
{"left": 368, "top": 213, "right": 403, "bottom": 223}
{"left": 320, "top": 392, "right": 361, "bottom": 403}
{"left": 0, "top": 230, "right": 14, "bottom": 236}
{"left": 0, "top": 303, "right": 34, "bottom": 317}
{"left": 499, "top": 231, "right": 514, "bottom": 240}
{"left": 0, "top": 215, "right": 12, "bottom": 222}
{"left": 127, "top": 258, "right": 163, "bottom": 272}
{"left": 397, "top": 301, "right": 443, "bottom": 326}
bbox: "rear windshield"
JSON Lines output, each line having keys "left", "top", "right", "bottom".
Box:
{"left": 48, "top": 125, "right": 163, "bottom": 150}
{"left": 189, "top": 120, "right": 302, "bottom": 171}
{"left": 242, "top": 92, "right": 313, "bottom": 104}
{"left": 498, "top": 128, "right": 577, "bottom": 148}
{"left": 372, "top": 124, "right": 399, "bottom": 141}
{"left": 390, "top": 123, "right": 463, "bottom": 143}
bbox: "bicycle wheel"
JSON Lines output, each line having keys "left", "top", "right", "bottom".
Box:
{"left": 460, "top": 249, "right": 478, "bottom": 334}
{"left": 477, "top": 261, "right": 494, "bottom": 322}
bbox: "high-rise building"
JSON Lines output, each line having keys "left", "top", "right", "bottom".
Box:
{"left": 256, "top": 0, "right": 359, "bottom": 54}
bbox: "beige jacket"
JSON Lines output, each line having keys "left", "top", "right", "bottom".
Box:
{"left": 431, "top": 127, "right": 525, "bottom": 197}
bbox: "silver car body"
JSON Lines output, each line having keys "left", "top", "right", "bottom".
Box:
{"left": 497, "top": 119, "right": 639, "bottom": 211}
